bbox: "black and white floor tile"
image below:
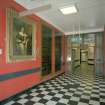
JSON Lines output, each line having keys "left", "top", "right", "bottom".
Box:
{"left": 2, "top": 64, "right": 105, "bottom": 105}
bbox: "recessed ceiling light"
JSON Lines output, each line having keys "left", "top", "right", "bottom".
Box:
{"left": 60, "top": 5, "right": 78, "bottom": 15}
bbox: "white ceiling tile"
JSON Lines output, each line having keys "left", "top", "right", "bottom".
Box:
{"left": 15, "top": 0, "right": 105, "bottom": 34}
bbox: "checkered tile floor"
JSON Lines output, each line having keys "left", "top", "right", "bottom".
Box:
{"left": 2, "top": 64, "right": 105, "bottom": 105}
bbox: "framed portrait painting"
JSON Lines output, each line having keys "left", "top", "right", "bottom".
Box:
{"left": 6, "top": 8, "right": 36, "bottom": 62}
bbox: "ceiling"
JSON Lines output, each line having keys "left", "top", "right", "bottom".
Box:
{"left": 15, "top": 0, "right": 105, "bottom": 35}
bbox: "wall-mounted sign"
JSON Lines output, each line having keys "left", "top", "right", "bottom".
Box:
{"left": 71, "top": 37, "right": 82, "bottom": 43}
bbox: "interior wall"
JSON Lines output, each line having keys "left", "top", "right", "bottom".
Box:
{"left": 0, "top": 0, "right": 65, "bottom": 101}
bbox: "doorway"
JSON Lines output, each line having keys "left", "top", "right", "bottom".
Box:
{"left": 80, "top": 44, "right": 95, "bottom": 71}
{"left": 66, "top": 32, "right": 104, "bottom": 76}
{"left": 41, "top": 25, "right": 52, "bottom": 76}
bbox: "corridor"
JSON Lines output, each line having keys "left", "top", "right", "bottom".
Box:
{"left": 3, "top": 63, "right": 105, "bottom": 105}
{"left": 1, "top": 0, "right": 105, "bottom": 105}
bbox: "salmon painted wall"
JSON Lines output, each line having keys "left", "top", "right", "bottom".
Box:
{"left": 0, "top": 0, "right": 65, "bottom": 101}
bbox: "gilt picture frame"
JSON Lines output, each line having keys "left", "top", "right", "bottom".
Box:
{"left": 6, "top": 9, "right": 36, "bottom": 62}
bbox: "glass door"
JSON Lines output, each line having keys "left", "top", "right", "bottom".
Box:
{"left": 55, "top": 32, "right": 62, "bottom": 72}
{"left": 41, "top": 25, "right": 52, "bottom": 76}
{"left": 95, "top": 33, "right": 104, "bottom": 75}
{"left": 71, "top": 45, "right": 80, "bottom": 70}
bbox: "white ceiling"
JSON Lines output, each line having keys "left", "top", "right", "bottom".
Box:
{"left": 15, "top": 0, "right": 105, "bottom": 35}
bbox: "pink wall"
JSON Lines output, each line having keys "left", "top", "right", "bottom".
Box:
{"left": 0, "top": 0, "right": 65, "bottom": 101}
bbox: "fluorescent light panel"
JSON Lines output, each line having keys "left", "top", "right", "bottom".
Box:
{"left": 60, "top": 5, "right": 77, "bottom": 15}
